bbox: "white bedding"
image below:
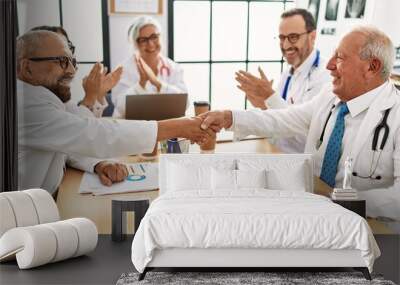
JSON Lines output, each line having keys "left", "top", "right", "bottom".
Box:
{"left": 131, "top": 190, "right": 380, "bottom": 273}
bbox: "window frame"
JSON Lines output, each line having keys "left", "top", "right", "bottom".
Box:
{"left": 168, "top": 0, "right": 294, "bottom": 109}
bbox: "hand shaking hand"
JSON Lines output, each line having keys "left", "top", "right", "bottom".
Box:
{"left": 157, "top": 117, "right": 215, "bottom": 145}
{"left": 235, "top": 67, "right": 274, "bottom": 110}
{"left": 198, "top": 110, "right": 233, "bottom": 133}
{"left": 180, "top": 117, "right": 216, "bottom": 144}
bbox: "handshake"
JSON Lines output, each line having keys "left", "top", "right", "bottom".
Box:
{"left": 94, "top": 110, "right": 234, "bottom": 187}
{"left": 157, "top": 110, "right": 234, "bottom": 145}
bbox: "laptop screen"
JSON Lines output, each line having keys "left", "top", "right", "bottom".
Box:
{"left": 125, "top": 93, "right": 188, "bottom": 120}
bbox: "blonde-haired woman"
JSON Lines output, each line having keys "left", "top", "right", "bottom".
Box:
{"left": 112, "top": 16, "right": 188, "bottom": 118}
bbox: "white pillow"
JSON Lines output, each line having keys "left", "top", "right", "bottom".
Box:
{"left": 238, "top": 159, "right": 307, "bottom": 191}
{"left": 236, "top": 169, "right": 267, "bottom": 189}
{"left": 211, "top": 168, "right": 237, "bottom": 191}
{"left": 168, "top": 162, "right": 211, "bottom": 191}
{"left": 266, "top": 166, "right": 306, "bottom": 191}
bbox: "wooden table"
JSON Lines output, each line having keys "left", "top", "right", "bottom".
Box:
{"left": 57, "top": 138, "right": 280, "bottom": 234}
{"left": 57, "top": 138, "right": 393, "bottom": 235}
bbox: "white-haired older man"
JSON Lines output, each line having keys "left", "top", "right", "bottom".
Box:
{"left": 200, "top": 26, "right": 400, "bottom": 221}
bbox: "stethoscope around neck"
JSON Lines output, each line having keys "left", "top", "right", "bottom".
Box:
{"left": 318, "top": 104, "right": 392, "bottom": 180}
{"left": 282, "top": 50, "right": 320, "bottom": 101}
{"left": 159, "top": 57, "right": 171, "bottom": 77}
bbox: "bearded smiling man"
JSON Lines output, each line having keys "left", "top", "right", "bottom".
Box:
{"left": 17, "top": 30, "right": 212, "bottom": 196}
{"left": 235, "top": 8, "right": 331, "bottom": 153}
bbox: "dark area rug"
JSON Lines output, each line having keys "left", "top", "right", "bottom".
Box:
{"left": 116, "top": 271, "right": 396, "bottom": 285}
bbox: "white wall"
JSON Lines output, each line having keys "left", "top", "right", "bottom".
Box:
{"left": 17, "top": 0, "right": 60, "bottom": 33}
{"left": 108, "top": 0, "right": 169, "bottom": 69}
{"left": 297, "top": 0, "right": 400, "bottom": 65}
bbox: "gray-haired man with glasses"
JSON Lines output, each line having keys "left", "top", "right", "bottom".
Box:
{"left": 235, "top": 8, "right": 331, "bottom": 153}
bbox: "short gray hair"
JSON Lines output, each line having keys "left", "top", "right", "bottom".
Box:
{"left": 127, "top": 16, "right": 161, "bottom": 46}
{"left": 16, "top": 30, "right": 67, "bottom": 70}
{"left": 351, "top": 26, "right": 395, "bottom": 80}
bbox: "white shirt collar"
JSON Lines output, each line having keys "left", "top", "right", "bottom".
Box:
{"left": 292, "top": 48, "right": 318, "bottom": 76}
{"left": 335, "top": 81, "right": 389, "bottom": 117}
{"left": 18, "top": 79, "right": 65, "bottom": 110}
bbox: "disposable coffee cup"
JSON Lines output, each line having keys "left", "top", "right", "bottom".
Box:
{"left": 200, "top": 132, "right": 216, "bottom": 154}
{"left": 194, "top": 101, "right": 210, "bottom": 116}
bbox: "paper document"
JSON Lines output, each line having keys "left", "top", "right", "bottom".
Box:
{"left": 79, "top": 162, "right": 158, "bottom": 196}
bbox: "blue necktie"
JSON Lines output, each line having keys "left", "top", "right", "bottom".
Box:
{"left": 320, "top": 103, "right": 350, "bottom": 188}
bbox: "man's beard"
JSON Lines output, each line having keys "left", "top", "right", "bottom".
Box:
{"left": 54, "top": 85, "right": 71, "bottom": 103}
{"left": 48, "top": 76, "right": 73, "bottom": 103}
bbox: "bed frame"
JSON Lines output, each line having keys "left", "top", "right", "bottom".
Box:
{"left": 137, "top": 154, "right": 372, "bottom": 281}
{"left": 139, "top": 248, "right": 371, "bottom": 280}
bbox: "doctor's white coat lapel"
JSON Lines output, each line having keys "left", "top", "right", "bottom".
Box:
{"left": 349, "top": 83, "right": 398, "bottom": 161}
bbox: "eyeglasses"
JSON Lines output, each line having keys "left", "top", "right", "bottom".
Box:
{"left": 136, "top": 33, "right": 160, "bottom": 46}
{"left": 28, "top": 56, "right": 77, "bottom": 70}
{"left": 278, "top": 31, "right": 310, "bottom": 44}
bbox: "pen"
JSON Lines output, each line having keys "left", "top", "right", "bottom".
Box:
{"left": 139, "top": 164, "right": 145, "bottom": 173}
{"left": 129, "top": 165, "right": 135, "bottom": 175}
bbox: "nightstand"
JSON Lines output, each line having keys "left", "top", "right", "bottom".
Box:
{"left": 112, "top": 198, "right": 150, "bottom": 242}
{"left": 332, "top": 199, "right": 366, "bottom": 218}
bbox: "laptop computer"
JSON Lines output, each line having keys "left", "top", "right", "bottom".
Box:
{"left": 125, "top": 94, "right": 188, "bottom": 120}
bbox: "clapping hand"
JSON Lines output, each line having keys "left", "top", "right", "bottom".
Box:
{"left": 136, "top": 55, "right": 161, "bottom": 91}
{"left": 235, "top": 67, "right": 274, "bottom": 110}
{"left": 82, "top": 63, "right": 123, "bottom": 107}
{"left": 94, "top": 161, "right": 128, "bottom": 186}
{"left": 99, "top": 65, "right": 123, "bottom": 103}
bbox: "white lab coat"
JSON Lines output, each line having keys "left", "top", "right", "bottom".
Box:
{"left": 18, "top": 81, "right": 157, "bottom": 194}
{"left": 263, "top": 49, "right": 331, "bottom": 153}
{"left": 64, "top": 100, "right": 110, "bottom": 172}
{"left": 231, "top": 81, "right": 400, "bottom": 220}
{"left": 112, "top": 54, "right": 188, "bottom": 118}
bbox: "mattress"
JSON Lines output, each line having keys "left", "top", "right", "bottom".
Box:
{"left": 131, "top": 190, "right": 380, "bottom": 273}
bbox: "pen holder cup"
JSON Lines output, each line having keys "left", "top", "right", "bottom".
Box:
{"left": 166, "top": 138, "right": 189, "bottom": 153}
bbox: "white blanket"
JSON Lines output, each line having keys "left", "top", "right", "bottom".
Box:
{"left": 131, "top": 190, "right": 380, "bottom": 272}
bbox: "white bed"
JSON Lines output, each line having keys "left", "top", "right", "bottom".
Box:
{"left": 131, "top": 154, "right": 380, "bottom": 280}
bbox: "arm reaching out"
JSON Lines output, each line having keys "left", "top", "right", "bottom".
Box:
{"left": 157, "top": 117, "right": 215, "bottom": 144}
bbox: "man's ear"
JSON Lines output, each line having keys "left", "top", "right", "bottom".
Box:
{"left": 367, "top": 58, "right": 382, "bottom": 78}
{"left": 19, "top": 59, "right": 33, "bottom": 78}
{"left": 308, "top": 30, "right": 317, "bottom": 45}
